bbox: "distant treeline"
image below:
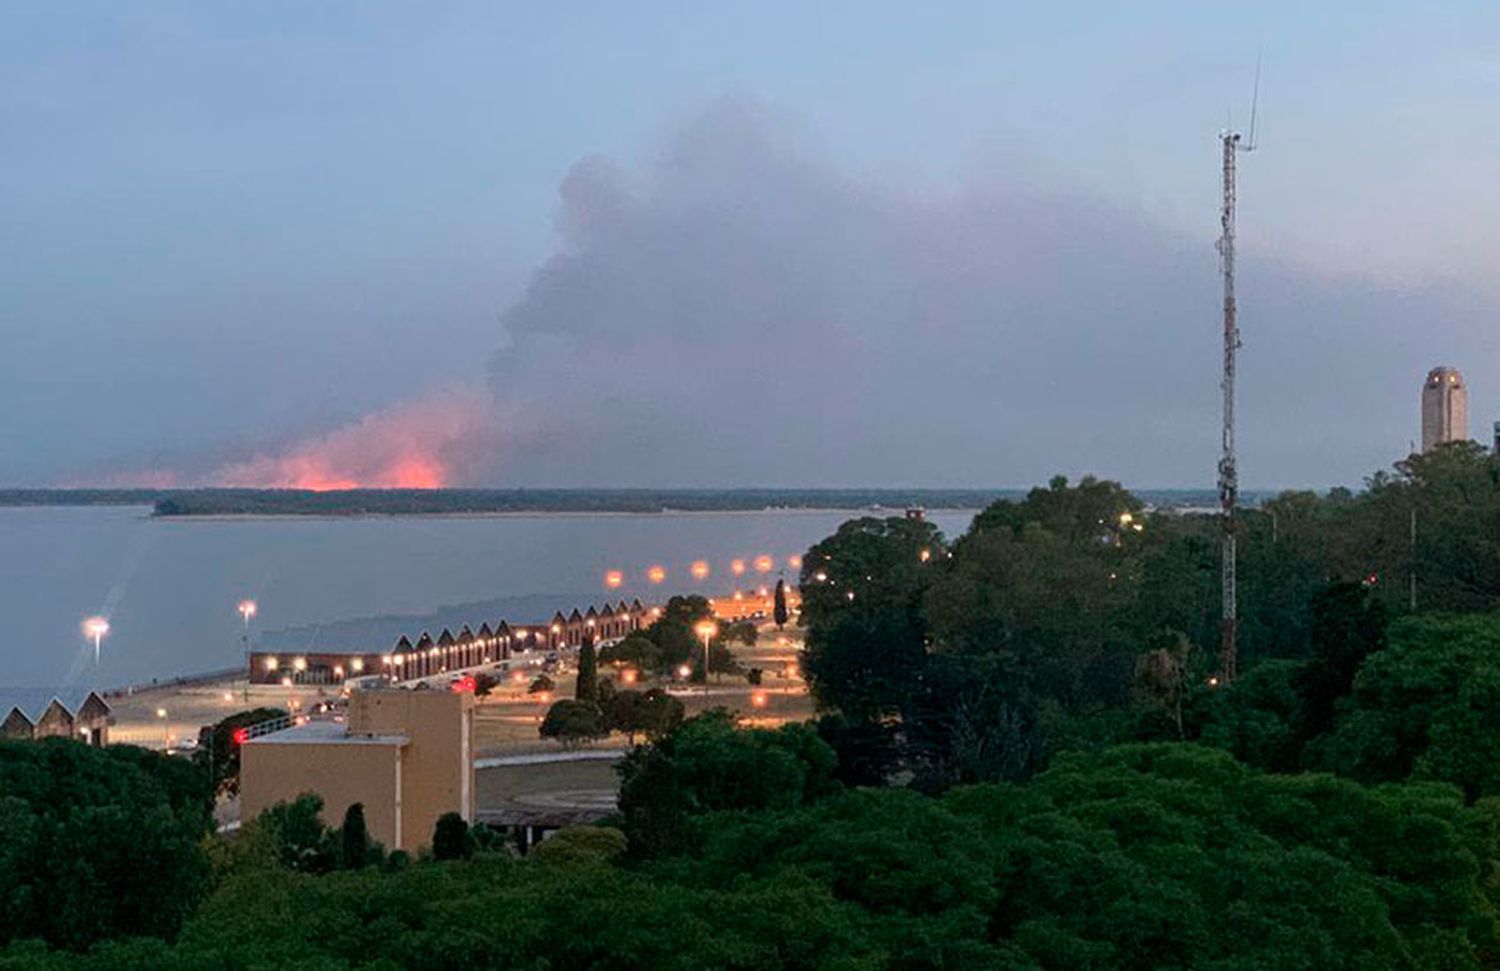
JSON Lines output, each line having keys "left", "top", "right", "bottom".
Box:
{"left": 0, "top": 487, "right": 1260, "bottom": 517}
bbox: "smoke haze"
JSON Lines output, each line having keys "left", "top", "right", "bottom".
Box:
{"left": 27, "top": 100, "right": 1500, "bottom": 490}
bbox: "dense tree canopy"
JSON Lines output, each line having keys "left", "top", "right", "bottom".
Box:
{"left": 9, "top": 743, "right": 1496, "bottom": 970}
{"left": 9, "top": 454, "right": 1500, "bottom": 968}
{"left": 0, "top": 741, "right": 212, "bottom": 951}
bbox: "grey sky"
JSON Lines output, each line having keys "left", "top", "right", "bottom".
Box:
{"left": 3, "top": 3, "right": 1498, "bottom": 489}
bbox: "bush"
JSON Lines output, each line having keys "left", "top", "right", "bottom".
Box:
{"left": 530, "top": 826, "right": 628, "bottom": 865}
{"left": 432, "top": 812, "right": 474, "bottom": 861}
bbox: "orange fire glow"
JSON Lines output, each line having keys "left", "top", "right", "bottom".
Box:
{"left": 209, "top": 389, "right": 493, "bottom": 490}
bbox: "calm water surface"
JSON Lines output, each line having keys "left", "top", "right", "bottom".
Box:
{"left": 0, "top": 506, "right": 973, "bottom": 688}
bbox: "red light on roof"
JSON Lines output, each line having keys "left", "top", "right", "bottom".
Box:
{"left": 232, "top": 727, "right": 250, "bottom": 746}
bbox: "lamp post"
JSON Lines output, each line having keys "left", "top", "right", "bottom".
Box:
{"left": 237, "top": 600, "right": 257, "bottom": 702}
{"left": 82, "top": 617, "right": 110, "bottom": 668}
{"left": 156, "top": 707, "right": 169, "bottom": 751}
{"left": 693, "top": 620, "right": 718, "bottom": 696}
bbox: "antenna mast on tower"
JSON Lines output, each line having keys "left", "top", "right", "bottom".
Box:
{"left": 1217, "top": 62, "right": 1258, "bottom": 684}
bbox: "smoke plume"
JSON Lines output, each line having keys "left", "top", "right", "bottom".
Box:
{"left": 97, "top": 98, "right": 1497, "bottom": 489}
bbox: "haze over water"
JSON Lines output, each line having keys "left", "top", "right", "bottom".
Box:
{"left": 0, "top": 506, "right": 974, "bottom": 689}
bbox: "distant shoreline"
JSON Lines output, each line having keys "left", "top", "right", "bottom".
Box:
{"left": 148, "top": 506, "right": 989, "bottom": 523}
{"left": 0, "top": 486, "right": 1257, "bottom": 519}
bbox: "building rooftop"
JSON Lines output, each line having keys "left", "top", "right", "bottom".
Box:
{"left": 0, "top": 688, "right": 110, "bottom": 724}
{"left": 246, "top": 720, "right": 407, "bottom": 747}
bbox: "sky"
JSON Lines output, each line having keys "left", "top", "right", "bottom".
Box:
{"left": 3, "top": 2, "right": 1500, "bottom": 490}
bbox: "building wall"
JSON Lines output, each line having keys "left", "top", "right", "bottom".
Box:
{"left": 349, "top": 690, "right": 476, "bottom": 851}
{"left": 0, "top": 711, "right": 33, "bottom": 740}
{"left": 34, "top": 703, "right": 74, "bottom": 740}
{"left": 1422, "top": 367, "right": 1468, "bottom": 451}
{"left": 241, "top": 740, "right": 402, "bottom": 849}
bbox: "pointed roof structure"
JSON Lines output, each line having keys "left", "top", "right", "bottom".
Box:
{"left": 0, "top": 689, "right": 112, "bottom": 728}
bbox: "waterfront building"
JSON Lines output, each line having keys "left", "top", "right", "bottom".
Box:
{"left": 0, "top": 689, "right": 112, "bottom": 745}
{"left": 247, "top": 600, "right": 656, "bottom": 684}
{"left": 240, "top": 687, "right": 476, "bottom": 852}
{"left": 1421, "top": 366, "right": 1468, "bottom": 451}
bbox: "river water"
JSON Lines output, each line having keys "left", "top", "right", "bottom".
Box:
{"left": 0, "top": 505, "right": 974, "bottom": 688}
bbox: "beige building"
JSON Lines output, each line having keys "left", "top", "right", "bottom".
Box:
{"left": 241, "top": 688, "right": 475, "bottom": 852}
{"left": 1421, "top": 366, "right": 1468, "bottom": 451}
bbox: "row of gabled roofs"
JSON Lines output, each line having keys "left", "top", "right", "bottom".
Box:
{"left": 0, "top": 689, "right": 112, "bottom": 735}
{"left": 386, "top": 599, "right": 654, "bottom": 656}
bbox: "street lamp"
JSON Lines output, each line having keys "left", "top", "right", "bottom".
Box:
{"left": 156, "top": 707, "right": 169, "bottom": 750}
{"left": 82, "top": 616, "right": 109, "bottom": 667}
{"left": 693, "top": 620, "right": 718, "bottom": 695}
{"left": 237, "top": 599, "right": 257, "bottom": 701}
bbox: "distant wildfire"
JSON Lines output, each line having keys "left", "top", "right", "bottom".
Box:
{"left": 209, "top": 388, "right": 499, "bottom": 490}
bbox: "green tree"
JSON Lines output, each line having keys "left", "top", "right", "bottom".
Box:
{"left": 799, "top": 516, "right": 944, "bottom": 720}
{"left": 600, "top": 633, "right": 664, "bottom": 673}
{"left": 340, "top": 802, "right": 372, "bottom": 869}
{"left": 259, "top": 792, "right": 336, "bottom": 873}
{"left": 926, "top": 501, "right": 1140, "bottom": 709}
{"left": 193, "top": 706, "right": 285, "bottom": 796}
{"left": 576, "top": 639, "right": 599, "bottom": 703}
{"left": 617, "top": 711, "right": 838, "bottom": 858}
{"left": 473, "top": 672, "right": 498, "bottom": 697}
{"left": 527, "top": 674, "right": 555, "bottom": 695}
{"left": 432, "top": 811, "right": 474, "bottom": 861}
{"left": 0, "top": 740, "right": 212, "bottom": 951}
{"left": 1318, "top": 612, "right": 1500, "bottom": 799}
{"left": 606, "top": 688, "right": 686, "bottom": 744}
{"left": 1296, "top": 581, "right": 1388, "bottom": 737}
{"left": 773, "top": 578, "right": 789, "bottom": 628}
{"left": 640, "top": 595, "right": 715, "bottom": 670}
{"left": 540, "top": 700, "right": 607, "bottom": 748}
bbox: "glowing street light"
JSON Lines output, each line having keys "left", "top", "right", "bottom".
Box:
{"left": 647, "top": 565, "right": 666, "bottom": 584}
{"left": 82, "top": 616, "right": 109, "bottom": 667}
{"left": 604, "top": 570, "right": 624, "bottom": 589}
{"left": 730, "top": 559, "right": 746, "bottom": 577}
{"left": 237, "top": 599, "right": 257, "bottom": 701}
{"left": 753, "top": 555, "right": 774, "bottom": 574}
{"left": 690, "top": 560, "right": 711, "bottom": 581}
{"left": 155, "top": 707, "right": 169, "bottom": 750}
{"left": 693, "top": 620, "right": 718, "bottom": 695}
